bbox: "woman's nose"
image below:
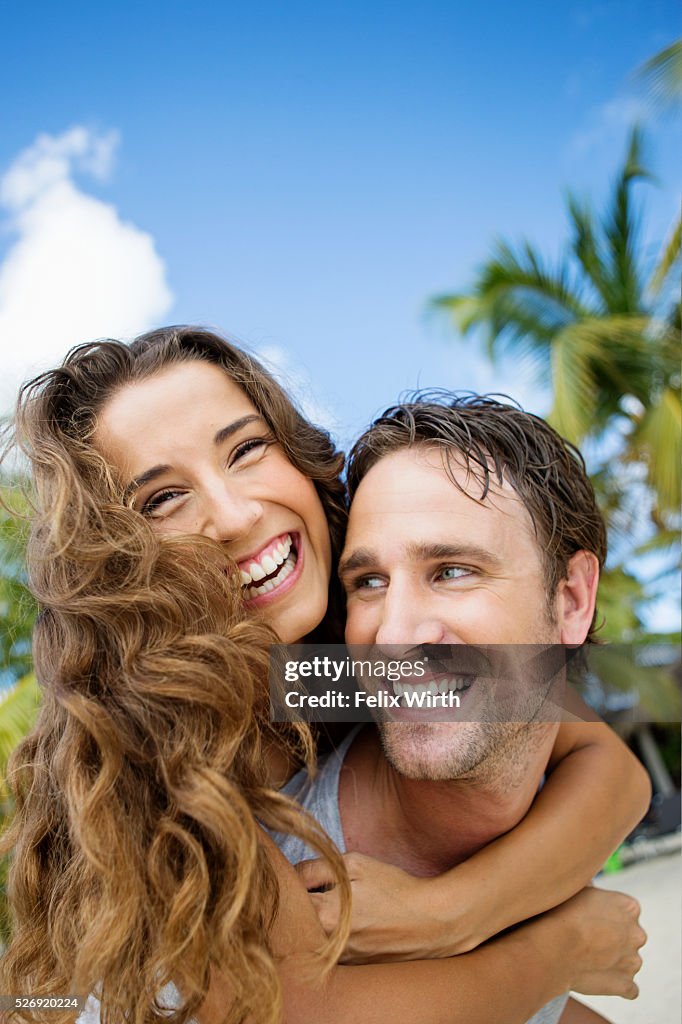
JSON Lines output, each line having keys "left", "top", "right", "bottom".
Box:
{"left": 201, "top": 486, "right": 263, "bottom": 543}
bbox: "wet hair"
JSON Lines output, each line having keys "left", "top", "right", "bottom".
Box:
{"left": 346, "top": 392, "right": 607, "bottom": 641}
{"left": 0, "top": 327, "right": 350, "bottom": 1023}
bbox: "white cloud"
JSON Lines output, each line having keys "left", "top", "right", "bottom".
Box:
{"left": 0, "top": 127, "right": 173, "bottom": 413}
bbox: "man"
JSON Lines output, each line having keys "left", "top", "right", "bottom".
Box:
{"left": 275, "top": 394, "right": 648, "bottom": 1024}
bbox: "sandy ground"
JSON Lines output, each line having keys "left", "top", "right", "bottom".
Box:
{"left": 573, "top": 851, "right": 681, "bottom": 1024}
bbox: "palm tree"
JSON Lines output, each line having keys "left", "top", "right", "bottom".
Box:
{"left": 431, "top": 128, "right": 680, "bottom": 656}
{"left": 432, "top": 127, "right": 681, "bottom": 528}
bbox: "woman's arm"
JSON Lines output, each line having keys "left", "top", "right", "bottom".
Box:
{"left": 300, "top": 719, "right": 651, "bottom": 962}
{"left": 195, "top": 836, "right": 645, "bottom": 1024}
{"left": 436, "top": 719, "right": 652, "bottom": 952}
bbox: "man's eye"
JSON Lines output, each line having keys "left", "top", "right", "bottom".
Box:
{"left": 141, "top": 489, "right": 185, "bottom": 516}
{"left": 439, "top": 566, "right": 471, "bottom": 581}
{"left": 354, "top": 575, "right": 385, "bottom": 590}
{"left": 230, "top": 437, "right": 271, "bottom": 465}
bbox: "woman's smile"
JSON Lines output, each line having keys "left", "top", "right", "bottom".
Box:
{"left": 237, "top": 530, "right": 302, "bottom": 604}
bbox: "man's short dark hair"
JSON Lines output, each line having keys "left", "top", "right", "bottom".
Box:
{"left": 347, "top": 392, "right": 607, "bottom": 642}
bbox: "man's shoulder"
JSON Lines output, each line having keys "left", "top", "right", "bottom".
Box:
{"left": 271, "top": 725, "right": 364, "bottom": 864}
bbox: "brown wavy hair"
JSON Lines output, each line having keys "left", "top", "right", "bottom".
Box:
{"left": 0, "top": 327, "right": 351, "bottom": 1023}
{"left": 347, "top": 392, "right": 607, "bottom": 642}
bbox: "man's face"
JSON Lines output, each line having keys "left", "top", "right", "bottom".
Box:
{"left": 340, "top": 446, "right": 562, "bottom": 781}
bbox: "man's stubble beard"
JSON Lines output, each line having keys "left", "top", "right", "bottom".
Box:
{"left": 378, "top": 719, "right": 556, "bottom": 784}
{"left": 378, "top": 604, "right": 562, "bottom": 785}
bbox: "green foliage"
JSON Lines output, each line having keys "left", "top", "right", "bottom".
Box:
{"left": 432, "top": 125, "right": 681, "bottom": 658}
{"left": 0, "top": 673, "right": 42, "bottom": 945}
{"left": 0, "top": 483, "right": 37, "bottom": 683}
{"left": 586, "top": 646, "right": 681, "bottom": 722}
{"left": 0, "top": 481, "right": 41, "bottom": 944}
{"left": 0, "top": 674, "right": 41, "bottom": 803}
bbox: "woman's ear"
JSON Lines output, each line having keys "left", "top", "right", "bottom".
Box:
{"left": 555, "top": 551, "right": 600, "bottom": 644}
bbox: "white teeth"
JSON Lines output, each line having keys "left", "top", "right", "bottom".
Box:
{"left": 240, "top": 535, "right": 295, "bottom": 585}
{"left": 243, "top": 547, "right": 297, "bottom": 598}
{"left": 388, "top": 675, "right": 473, "bottom": 706}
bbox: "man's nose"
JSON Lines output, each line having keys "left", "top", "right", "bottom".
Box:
{"left": 200, "top": 484, "right": 263, "bottom": 543}
{"left": 374, "top": 587, "right": 445, "bottom": 649}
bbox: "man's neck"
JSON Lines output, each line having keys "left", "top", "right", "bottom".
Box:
{"left": 339, "top": 725, "right": 556, "bottom": 876}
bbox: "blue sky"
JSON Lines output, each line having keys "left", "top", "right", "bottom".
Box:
{"left": 2, "top": 0, "right": 679, "bottom": 439}
{"left": 1, "top": 2, "right": 680, "bottom": 633}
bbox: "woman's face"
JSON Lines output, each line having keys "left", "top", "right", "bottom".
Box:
{"left": 94, "top": 360, "right": 332, "bottom": 643}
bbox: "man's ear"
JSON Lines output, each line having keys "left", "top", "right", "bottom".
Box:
{"left": 555, "top": 551, "right": 600, "bottom": 644}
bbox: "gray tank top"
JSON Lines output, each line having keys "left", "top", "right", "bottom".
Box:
{"left": 271, "top": 726, "right": 569, "bottom": 1024}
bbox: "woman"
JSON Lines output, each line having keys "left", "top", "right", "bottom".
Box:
{"left": 0, "top": 326, "right": 646, "bottom": 1024}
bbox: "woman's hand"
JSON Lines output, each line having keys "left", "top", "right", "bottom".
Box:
{"left": 295, "top": 852, "right": 472, "bottom": 963}
{"left": 534, "top": 886, "right": 646, "bottom": 999}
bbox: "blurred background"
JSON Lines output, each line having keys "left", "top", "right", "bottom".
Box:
{"left": 0, "top": 2, "right": 680, "bottom": 1019}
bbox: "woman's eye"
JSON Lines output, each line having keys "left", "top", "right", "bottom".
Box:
{"left": 141, "top": 489, "right": 185, "bottom": 516}
{"left": 230, "top": 437, "right": 271, "bottom": 465}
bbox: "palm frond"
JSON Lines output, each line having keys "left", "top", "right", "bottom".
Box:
{"left": 601, "top": 128, "right": 650, "bottom": 314}
{"left": 548, "top": 325, "right": 599, "bottom": 441}
{"left": 567, "top": 194, "right": 612, "bottom": 311}
{"left": 649, "top": 210, "right": 682, "bottom": 296}
{"left": 596, "top": 567, "right": 646, "bottom": 640}
{"left": 636, "top": 39, "right": 682, "bottom": 112}
{"left": 629, "top": 386, "right": 682, "bottom": 515}
{"left": 635, "top": 529, "right": 682, "bottom": 559}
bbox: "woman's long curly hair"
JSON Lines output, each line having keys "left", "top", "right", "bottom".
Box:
{"left": 0, "top": 327, "right": 350, "bottom": 1024}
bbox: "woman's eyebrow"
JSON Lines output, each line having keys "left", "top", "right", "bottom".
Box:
{"left": 124, "top": 415, "right": 266, "bottom": 498}
{"left": 124, "top": 463, "right": 172, "bottom": 500}
{"left": 213, "top": 414, "right": 264, "bottom": 446}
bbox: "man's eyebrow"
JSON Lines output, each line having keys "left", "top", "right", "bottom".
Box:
{"left": 404, "top": 542, "right": 501, "bottom": 567}
{"left": 338, "top": 547, "right": 377, "bottom": 578}
{"left": 338, "top": 542, "right": 502, "bottom": 578}
{"left": 124, "top": 414, "right": 266, "bottom": 499}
